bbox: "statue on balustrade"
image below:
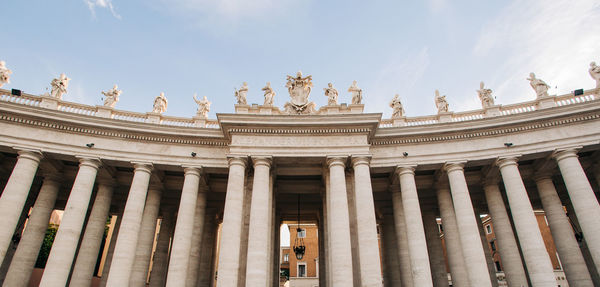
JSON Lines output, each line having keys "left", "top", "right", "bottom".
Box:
{"left": 193, "top": 94, "right": 211, "bottom": 118}
{"left": 324, "top": 83, "right": 338, "bottom": 105}
{"left": 434, "top": 89, "right": 449, "bottom": 113}
{"left": 527, "top": 72, "right": 550, "bottom": 98}
{"left": 390, "top": 94, "right": 405, "bottom": 118}
{"left": 152, "top": 92, "right": 168, "bottom": 114}
{"left": 477, "top": 81, "right": 494, "bottom": 108}
{"left": 50, "top": 73, "right": 70, "bottom": 100}
{"left": 348, "top": 80, "right": 362, "bottom": 104}
{"left": 262, "top": 82, "right": 275, "bottom": 106}
{"left": 590, "top": 61, "right": 600, "bottom": 89}
{"left": 234, "top": 82, "right": 248, "bottom": 105}
{"left": 284, "top": 71, "right": 316, "bottom": 114}
{"left": 102, "top": 84, "right": 121, "bottom": 108}
{"left": 0, "top": 61, "right": 12, "bottom": 88}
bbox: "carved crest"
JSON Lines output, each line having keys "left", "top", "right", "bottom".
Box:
{"left": 284, "top": 71, "right": 316, "bottom": 114}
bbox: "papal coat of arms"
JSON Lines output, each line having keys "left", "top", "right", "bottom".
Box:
{"left": 284, "top": 71, "right": 316, "bottom": 114}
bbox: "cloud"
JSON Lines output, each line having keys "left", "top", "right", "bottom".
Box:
{"left": 473, "top": 0, "right": 600, "bottom": 104}
{"left": 85, "top": 0, "right": 121, "bottom": 19}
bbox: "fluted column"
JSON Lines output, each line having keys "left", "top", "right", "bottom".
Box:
{"left": 3, "top": 174, "right": 60, "bottom": 287}
{"left": 496, "top": 157, "right": 556, "bottom": 286}
{"left": 0, "top": 149, "right": 43, "bottom": 264}
{"left": 149, "top": 211, "right": 175, "bottom": 287}
{"left": 396, "top": 165, "right": 433, "bottom": 286}
{"left": 217, "top": 156, "right": 248, "bottom": 287}
{"left": 244, "top": 156, "right": 273, "bottom": 286}
{"left": 436, "top": 186, "right": 469, "bottom": 287}
{"left": 444, "top": 163, "right": 491, "bottom": 287}
{"left": 423, "top": 211, "right": 449, "bottom": 287}
{"left": 39, "top": 157, "right": 102, "bottom": 287}
{"left": 106, "top": 163, "right": 153, "bottom": 286}
{"left": 382, "top": 216, "right": 401, "bottom": 287}
{"left": 391, "top": 188, "right": 414, "bottom": 287}
{"left": 536, "top": 175, "right": 593, "bottom": 286}
{"left": 326, "top": 156, "right": 354, "bottom": 286}
{"left": 186, "top": 189, "right": 208, "bottom": 287}
{"left": 554, "top": 149, "right": 600, "bottom": 274}
{"left": 129, "top": 186, "right": 162, "bottom": 287}
{"left": 483, "top": 183, "right": 528, "bottom": 287}
{"left": 69, "top": 181, "right": 115, "bottom": 287}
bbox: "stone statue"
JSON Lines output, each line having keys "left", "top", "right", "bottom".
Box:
{"left": 589, "top": 61, "right": 600, "bottom": 89}
{"left": 527, "top": 72, "right": 550, "bottom": 98}
{"left": 434, "top": 90, "right": 449, "bottom": 113}
{"left": 262, "top": 82, "right": 275, "bottom": 106}
{"left": 389, "top": 94, "right": 405, "bottom": 118}
{"left": 348, "top": 80, "right": 362, "bottom": 104}
{"left": 234, "top": 82, "right": 248, "bottom": 105}
{"left": 284, "top": 71, "right": 316, "bottom": 114}
{"left": 101, "top": 84, "right": 121, "bottom": 108}
{"left": 50, "top": 73, "right": 70, "bottom": 100}
{"left": 324, "top": 83, "right": 339, "bottom": 105}
{"left": 152, "top": 92, "right": 168, "bottom": 114}
{"left": 0, "top": 61, "right": 12, "bottom": 88}
{"left": 193, "top": 93, "right": 211, "bottom": 118}
{"left": 477, "top": 81, "right": 494, "bottom": 108}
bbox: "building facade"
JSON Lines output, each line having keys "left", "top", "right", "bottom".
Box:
{"left": 0, "top": 66, "right": 599, "bottom": 286}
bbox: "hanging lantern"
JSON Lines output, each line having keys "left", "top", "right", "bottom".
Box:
{"left": 293, "top": 195, "right": 306, "bottom": 260}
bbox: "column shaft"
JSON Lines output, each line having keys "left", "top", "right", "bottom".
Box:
{"left": 382, "top": 216, "right": 402, "bottom": 287}
{"left": 0, "top": 150, "right": 42, "bottom": 264}
{"left": 423, "top": 212, "right": 449, "bottom": 287}
{"left": 149, "top": 212, "right": 175, "bottom": 287}
{"left": 186, "top": 190, "right": 208, "bottom": 287}
{"left": 436, "top": 187, "right": 469, "bottom": 287}
{"left": 99, "top": 212, "right": 123, "bottom": 287}
{"left": 391, "top": 190, "right": 414, "bottom": 287}
{"left": 197, "top": 216, "right": 217, "bottom": 287}
{"left": 3, "top": 176, "right": 60, "bottom": 287}
{"left": 129, "top": 187, "right": 162, "bottom": 287}
{"left": 39, "top": 158, "right": 101, "bottom": 287}
{"left": 475, "top": 211, "right": 499, "bottom": 287}
{"left": 106, "top": 163, "right": 153, "bottom": 286}
{"left": 445, "top": 163, "right": 491, "bottom": 287}
{"left": 497, "top": 158, "right": 556, "bottom": 286}
{"left": 69, "top": 182, "right": 115, "bottom": 287}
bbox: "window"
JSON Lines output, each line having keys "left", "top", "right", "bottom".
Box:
{"left": 485, "top": 224, "right": 492, "bottom": 234}
{"left": 298, "top": 228, "right": 306, "bottom": 238}
{"left": 490, "top": 240, "right": 496, "bottom": 251}
{"left": 494, "top": 261, "right": 502, "bottom": 272}
{"left": 283, "top": 254, "right": 289, "bottom": 262}
{"left": 298, "top": 263, "right": 307, "bottom": 277}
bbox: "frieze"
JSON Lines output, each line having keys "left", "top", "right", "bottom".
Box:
{"left": 231, "top": 134, "right": 367, "bottom": 147}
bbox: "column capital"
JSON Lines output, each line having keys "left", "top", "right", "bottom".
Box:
{"left": 183, "top": 166, "right": 202, "bottom": 177}
{"left": 443, "top": 161, "right": 466, "bottom": 173}
{"left": 395, "top": 165, "right": 415, "bottom": 176}
{"left": 96, "top": 176, "right": 116, "bottom": 187}
{"left": 131, "top": 162, "right": 153, "bottom": 174}
{"left": 351, "top": 155, "right": 371, "bottom": 167}
{"left": 15, "top": 149, "right": 43, "bottom": 163}
{"left": 77, "top": 157, "right": 102, "bottom": 170}
{"left": 481, "top": 177, "right": 500, "bottom": 188}
{"left": 532, "top": 172, "right": 553, "bottom": 183}
{"left": 495, "top": 157, "right": 519, "bottom": 169}
{"left": 251, "top": 156, "right": 272, "bottom": 168}
{"left": 227, "top": 155, "right": 248, "bottom": 168}
{"left": 552, "top": 147, "right": 581, "bottom": 162}
{"left": 326, "top": 156, "right": 347, "bottom": 168}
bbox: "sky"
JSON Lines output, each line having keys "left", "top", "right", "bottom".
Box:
{"left": 2, "top": 0, "right": 600, "bottom": 245}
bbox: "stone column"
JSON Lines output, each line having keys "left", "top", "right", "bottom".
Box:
{"left": 216, "top": 157, "right": 248, "bottom": 287}
{"left": 483, "top": 183, "right": 528, "bottom": 287}
{"left": 351, "top": 155, "right": 383, "bottom": 286}
{"left": 129, "top": 186, "right": 162, "bottom": 287}
{"left": 396, "top": 165, "right": 433, "bottom": 286}
{"left": 197, "top": 215, "right": 217, "bottom": 287}
{"left": 244, "top": 157, "right": 273, "bottom": 286}
{"left": 444, "top": 163, "right": 491, "bottom": 287}
{"left": 496, "top": 157, "right": 556, "bottom": 286}
{"left": 39, "top": 157, "right": 102, "bottom": 287}
{"left": 69, "top": 181, "right": 115, "bottom": 287}
{"left": 3, "top": 174, "right": 60, "bottom": 287}
{"left": 474, "top": 210, "right": 499, "bottom": 287}
{"left": 99, "top": 211, "right": 123, "bottom": 287}
{"left": 149, "top": 211, "right": 175, "bottom": 287}
{"left": 0, "top": 150, "right": 43, "bottom": 264}
{"left": 166, "top": 167, "right": 202, "bottom": 287}
{"left": 326, "top": 156, "right": 354, "bottom": 286}
{"left": 105, "top": 163, "right": 153, "bottom": 286}
{"left": 423, "top": 211, "right": 449, "bottom": 287}
{"left": 186, "top": 189, "right": 208, "bottom": 287}
{"left": 436, "top": 186, "right": 469, "bottom": 287}
{"left": 536, "top": 175, "right": 593, "bottom": 286}
{"left": 382, "top": 216, "right": 402, "bottom": 287}
{"left": 391, "top": 188, "right": 414, "bottom": 287}
{"left": 554, "top": 149, "right": 600, "bottom": 275}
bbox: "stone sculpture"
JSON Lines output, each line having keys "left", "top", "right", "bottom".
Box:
{"left": 50, "top": 73, "right": 70, "bottom": 100}
{"left": 0, "top": 61, "right": 12, "bottom": 88}
{"left": 389, "top": 94, "right": 405, "bottom": 118}
{"left": 590, "top": 61, "right": 600, "bottom": 89}
{"left": 284, "top": 71, "right": 316, "bottom": 114}
{"left": 434, "top": 90, "right": 449, "bottom": 113}
{"left": 101, "top": 84, "right": 121, "bottom": 108}
{"left": 193, "top": 94, "right": 211, "bottom": 118}
{"left": 234, "top": 82, "right": 248, "bottom": 105}
{"left": 477, "top": 81, "right": 494, "bottom": 108}
{"left": 348, "top": 80, "right": 362, "bottom": 104}
{"left": 324, "top": 83, "right": 339, "bottom": 105}
{"left": 527, "top": 73, "right": 550, "bottom": 98}
{"left": 152, "top": 92, "right": 168, "bottom": 114}
{"left": 262, "top": 82, "right": 275, "bottom": 106}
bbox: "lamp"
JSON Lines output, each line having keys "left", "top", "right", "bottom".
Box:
{"left": 293, "top": 194, "right": 306, "bottom": 260}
